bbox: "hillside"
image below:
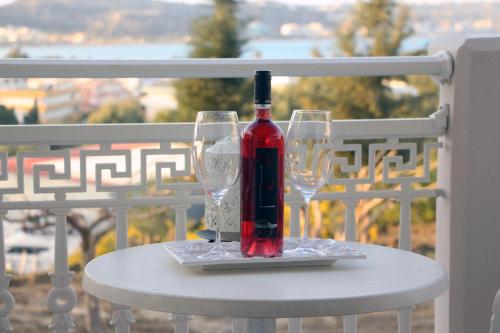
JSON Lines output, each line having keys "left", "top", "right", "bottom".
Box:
{"left": 0, "top": 0, "right": 336, "bottom": 41}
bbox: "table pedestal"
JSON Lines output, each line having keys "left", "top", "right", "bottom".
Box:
{"left": 247, "top": 318, "right": 276, "bottom": 333}
{"left": 233, "top": 318, "right": 276, "bottom": 333}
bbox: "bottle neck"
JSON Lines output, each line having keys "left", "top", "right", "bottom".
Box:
{"left": 255, "top": 104, "right": 271, "bottom": 120}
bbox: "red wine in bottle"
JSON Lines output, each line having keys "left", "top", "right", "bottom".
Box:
{"left": 240, "top": 70, "right": 284, "bottom": 257}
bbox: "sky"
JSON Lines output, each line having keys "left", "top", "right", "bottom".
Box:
{"left": 1, "top": 0, "right": 500, "bottom": 5}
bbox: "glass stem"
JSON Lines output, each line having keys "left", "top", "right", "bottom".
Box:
{"left": 209, "top": 190, "right": 227, "bottom": 245}
{"left": 215, "top": 200, "right": 222, "bottom": 244}
{"left": 304, "top": 198, "right": 310, "bottom": 241}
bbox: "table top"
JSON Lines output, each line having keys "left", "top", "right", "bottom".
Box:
{"left": 83, "top": 241, "right": 448, "bottom": 318}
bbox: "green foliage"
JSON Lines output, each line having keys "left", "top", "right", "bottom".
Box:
{"left": 0, "top": 105, "right": 19, "bottom": 125}
{"left": 88, "top": 99, "right": 145, "bottom": 124}
{"left": 272, "top": 85, "right": 300, "bottom": 121}
{"left": 62, "top": 111, "right": 87, "bottom": 124}
{"left": 342, "top": 0, "right": 412, "bottom": 57}
{"left": 169, "top": 0, "right": 253, "bottom": 123}
{"left": 153, "top": 108, "right": 176, "bottom": 123}
{"left": 23, "top": 100, "right": 39, "bottom": 124}
{"left": 129, "top": 207, "right": 172, "bottom": 240}
{"left": 393, "top": 75, "right": 438, "bottom": 117}
{"left": 5, "top": 46, "right": 28, "bottom": 58}
{"left": 284, "top": 0, "right": 439, "bottom": 254}
{"left": 190, "top": 0, "right": 244, "bottom": 59}
{"left": 278, "top": 0, "right": 439, "bottom": 120}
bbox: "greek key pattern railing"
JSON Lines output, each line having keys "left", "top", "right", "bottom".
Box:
{"left": 0, "top": 104, "right": 447, "bottom": 333}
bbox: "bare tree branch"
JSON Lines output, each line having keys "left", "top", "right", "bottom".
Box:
{"left": 66, "top": 212, "right": 87, "bottom": 234}
{"left": 89, "top": 208, "right": 113, "bottom": 231}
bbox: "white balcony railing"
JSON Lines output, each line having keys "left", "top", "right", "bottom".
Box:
{"left": 0, "top": 35, "right": 498, "bottom": 333}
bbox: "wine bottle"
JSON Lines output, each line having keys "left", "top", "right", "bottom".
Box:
{"left": 240, "top": 70, "right": 284, "bottom": 257}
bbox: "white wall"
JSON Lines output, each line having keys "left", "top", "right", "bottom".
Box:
{"left": 431, "top": 34, "right": 500, "bottom": 333}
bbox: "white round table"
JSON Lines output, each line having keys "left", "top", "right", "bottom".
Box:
{"left": 83, "top": 242, "right": 447, "bottom": 332}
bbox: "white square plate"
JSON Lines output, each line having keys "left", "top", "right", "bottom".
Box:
{"left": 163, "top": 238, "right": 365, "bottom": 270}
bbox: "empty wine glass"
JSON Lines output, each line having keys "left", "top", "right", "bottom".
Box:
{"left": 285, "top": 110, "right": 331, "bottom": 256}
{"left": 192, "top": 111, "right": 241, "bottom": 259}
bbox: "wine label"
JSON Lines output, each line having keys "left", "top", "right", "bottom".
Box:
{"left": 254, "top": 147, "right": 278, "bottom": 238}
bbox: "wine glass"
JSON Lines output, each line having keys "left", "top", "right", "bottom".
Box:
{"left": 192, "top": 111, "right": 241, "bottom": 259}
{"left": 285, "top": 110, "right": 331, "bottom": 255}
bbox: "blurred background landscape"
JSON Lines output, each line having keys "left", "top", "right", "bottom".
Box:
{"left": 1, "top": 0, "right": 499, "bottom": 124}
{"left": 0, "top": 0, "right": 495, "bottom": 332}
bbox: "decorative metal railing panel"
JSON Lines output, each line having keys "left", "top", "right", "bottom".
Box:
{"left": 0, "top": 53, "right": 453, "bottom": 333}
{"left": 0, "top": 107, "right": 447, "bottom": 333}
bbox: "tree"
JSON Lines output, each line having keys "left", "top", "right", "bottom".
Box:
{"left": 162, "top": 0, "right": 252, "bottom": 123}
{"left": 23, "top": 99, "right": 39, "bottom": 124}
{"left": 88, "top": 99, "right": 145, "bottom": 124}
{"left": 0, "top": 105, "right": 19, "bottom": 125}
{"left": 292, "top": 0, "right": 414, "bottom": 120}
{"left": 5, "top": 46, "right": 28, "bottom": 58}
{"left": 282, "top": 1, "right": 439, "bottom": 254}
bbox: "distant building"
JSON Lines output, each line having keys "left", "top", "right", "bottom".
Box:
{"left": 0, "top": 78, "right": 29, "bottom": 90}
{"left": 280, "top": 22, "right": 329, "bottom": 38}
{"left": 77, "top": 79, "right": 132, "bottom": 114}
{"left": 0, "top": 81, "right": 79, "bottom": 123}
{"left": 280, "top": 23, "right": 300, "bottom": 37}
{"left": 473, "top": 18, "right": 493, "bottom": 31}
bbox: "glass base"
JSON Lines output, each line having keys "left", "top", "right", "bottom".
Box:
{"left": 197, "top": 242, "right": 237, "bottom": 260}
{"left": 284, "top": 247, "right": 324, "bottom": 257}
{"left": 283, "top": 238, "right": 324, "bottom": 256}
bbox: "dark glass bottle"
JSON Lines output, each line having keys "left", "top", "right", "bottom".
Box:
{"left": 240, "top": 71, "right": 284, "bottom": 257}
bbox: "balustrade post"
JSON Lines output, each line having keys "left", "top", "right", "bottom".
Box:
{"left": 110, "top": 304, "right": 134, "bottom": 333}
{"left": 398, "top": 189, "right": 413, "bottom": 333}
{"left": 110, "top": 206, "right": 135, "bottom": 333}
{"left": 343, "top": 315, "right": 357, "bottom": 333}
{"left": 289, "top": 188, "right": 303, "bottom": 238}
{"left": 288, "top": 318, "right": 302, "bottom": 333}
{"left": 114, "top": 206, "right": 129, "bottom": 250}
{"left": 343, "top": 198, "right": 358, "bottom": 243}
{"left": 172, "top": 194, "right": 190, "bottom": 241}
{"left": 286, "top": 188, "right": 304, "bottom": 333}
{"left": 246, "top": 318, "right": 276, "bottom": 333}
{"left": 0, "top": 209, "right": 13, "bottom": 332}
{"left": 398, "top": 307, "right": 412, "bottom": 333}
{"left": 343, "top": 195, "right": 358, "bottom": 333}
{"left": 171, "top": 199, "right": 193, "bottom": 332}
{"left": 47, "top": 204, "right": 76, "bottom": 333}
{"left": 168, "top": 313, "right": 192, "bottom": 333}
{"left": 398, "top": 195, "right": 412, "bottom": 252}
{"left": 233, "top": 318, "right": 247, "bottom": 333}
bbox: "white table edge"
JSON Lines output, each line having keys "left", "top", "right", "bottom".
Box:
{"left": 82, "top": 243, "right": 449, "bottom": 318}
{"left": 83, "top": 274, "right": 448, "bottom": 318}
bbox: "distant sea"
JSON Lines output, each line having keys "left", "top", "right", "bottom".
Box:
{"left": 0, "top": 37, "right": 430, "bottom": 59}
